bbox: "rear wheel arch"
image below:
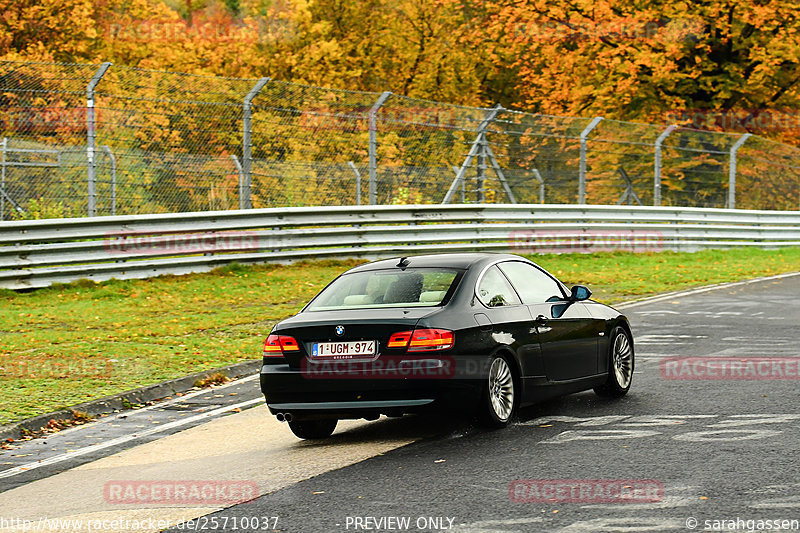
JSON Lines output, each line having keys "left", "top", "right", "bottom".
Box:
{"left": 493, "top": 346, "right": 522, "bottom": 384}
{"left": 493, "top": 345, "right": 525, "bottom": 401}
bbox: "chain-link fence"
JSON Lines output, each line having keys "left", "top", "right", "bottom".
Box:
{"left": 2, "top": 59, "right": 800, "bottom": 219}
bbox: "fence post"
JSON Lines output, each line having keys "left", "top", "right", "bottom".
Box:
{"left": 231, "top": 155, "right": 244, "bottom": 209}
{"left": 368, "top": 91, "right": 392, "bottom": 205}
{"left": 347, "top": 162, "right": 362, "bottom": 205}
{"left": 484, "top": 144, "right": 517, "bottom": 203}
{"left": 477, "top": 125, "right": 488, "bottom": 204}
{"left": 578, "top": 117, "right": 603, "bottom": 204}
{"left": 86, "top": 62, "right": 111, "bottom": 217}
{"left": 476, "top": 106, "right": 504, "bottom": 203}
{"left": 101, "top": 145, "right": 116, "bottom": 215}
{"left": 242, "top": 77, "right": 270, "bottom": 210}
{"left": 532, "top": 168, "right": 545, "bottom": 204}
{"left": 442, "top": 105, "right": 503, "bottom": 204}
{"left": 728, "top": 133, "right": 751, "bottom": 209}
{"left": 654, "top": 124, "right": 677, "bottom": 206}
{"left": 1, "top": 137, "right": 6, "bottom": 221}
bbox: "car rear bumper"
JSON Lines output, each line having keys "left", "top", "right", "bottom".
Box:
{"left": 260, "top": 363, "right": 483, "bottom": 419}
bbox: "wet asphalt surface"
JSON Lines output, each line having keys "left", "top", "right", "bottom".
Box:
{"left": 3, "top": 274, "right": 800, "bottom": 533}
{"left": 180, "top": 274, "right": 800, "bottom": 532}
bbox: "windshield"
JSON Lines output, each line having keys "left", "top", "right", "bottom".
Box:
{"left": 305, "top": 268, "right": 461, "bottom": 311}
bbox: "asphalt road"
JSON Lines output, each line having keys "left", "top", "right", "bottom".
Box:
{"left": 175, "top": 273, "right": 800, "bottom": 533}
{"left": 2, "top": 273, "right": 799, "bottom": 533}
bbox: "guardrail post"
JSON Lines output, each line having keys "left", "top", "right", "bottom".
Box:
{"left": 86, "top": 62, "right": 111, "bottom": 217}
{"left": 368, "top": 91, "right": 392, "bottom": 205}
{"left": 578, "top": 117, "right": 603, "bottom": 204}
{"left": 242, "top": 77, "right": 270, "bottom": 210}
{"left": 1, "top": 137, "right": 6, "bottom": 221}
{"left": 101, "top": 145, "right": 116, "bottom": 215}
{"left": 654, "top": 124, "right": 677, "bottom": 206}
{"left": 728, "top": 133, "right": 751, "bottom": 209}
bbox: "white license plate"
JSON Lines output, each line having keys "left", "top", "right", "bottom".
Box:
{"left": 312, "top": 341, "right": 376, "bottom": 358}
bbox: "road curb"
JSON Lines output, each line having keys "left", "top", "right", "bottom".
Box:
{"left": 0, "top": 359, "right": 261, "bottom": 442}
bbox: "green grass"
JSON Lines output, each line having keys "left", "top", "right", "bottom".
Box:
{"left": 1, "top": 248, "right": 799, "bottom": 426}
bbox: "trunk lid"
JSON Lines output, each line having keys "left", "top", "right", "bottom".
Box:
{"left": 274, "top": 308, "right": 439, "bottom": 368}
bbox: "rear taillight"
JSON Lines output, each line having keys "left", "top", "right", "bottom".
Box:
{"left": 409, "top": 329, "right": 454, "bottom": 351}
{"left": 387, "top": 331, "right": 413, "bottom": 348}
{"left": 264, "top": 334, "right": 300, "bottom": 357}
{"left": 388, "top": 329, "right": 454, "bottom": 352}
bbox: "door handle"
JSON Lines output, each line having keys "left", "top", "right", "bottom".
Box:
{"left": 534, "top": 314, "right": 552, "bottom": 334}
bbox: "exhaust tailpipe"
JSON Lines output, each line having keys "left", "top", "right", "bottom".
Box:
{"left": 284, "top": 412, "right": 293, "bottom": 423}
{"left": 276, "top": 413, "right": 285, "bottom": 422}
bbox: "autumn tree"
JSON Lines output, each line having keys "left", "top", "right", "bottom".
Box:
{"left": 481, "top": 0, "right": 800, "bottom": 131}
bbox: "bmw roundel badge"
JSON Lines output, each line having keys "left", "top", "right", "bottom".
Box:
{"left": 335, "top": 325, "right": 345, "bottom": 336}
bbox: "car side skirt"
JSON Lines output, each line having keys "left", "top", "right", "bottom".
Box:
{"left": 521, "top": 373, "right": 608, "bottom": 405}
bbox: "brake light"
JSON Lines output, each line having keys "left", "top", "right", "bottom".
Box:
{"left": 264, "top": 334, "right": 300, "bottom": 357}
{"left": 388, "top": 329, "right": 454, "bottom": 351}
{"left": 387, "top": 331, "right": 413, "bottom": 348}
{"left": 409, "top": 328, "right": 454, "bottom": 351}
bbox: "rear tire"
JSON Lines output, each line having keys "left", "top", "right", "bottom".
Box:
{"left": 479, "top": 354, "right": 517, "bottom": 428}
{"left": 594, "top": 326, "right": 634, "bottom": 398}
{"left": 287, "top": 419, "right": 338, "bottom": 439}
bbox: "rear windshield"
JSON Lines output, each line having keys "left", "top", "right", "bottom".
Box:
{"left": 305, "top": 268, "right": 461, "bottom": 311}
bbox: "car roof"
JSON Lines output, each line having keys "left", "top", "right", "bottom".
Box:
{"left": 346, "top": 253, "right": 528, "bottom": 273}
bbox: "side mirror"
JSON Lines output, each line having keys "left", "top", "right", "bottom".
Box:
{"left": 570, "top": 285, "right": 592, "bottom": 301}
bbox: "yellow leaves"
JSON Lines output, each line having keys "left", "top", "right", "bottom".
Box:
{"left": 0, "top": 0, "right": 97, "bottom": 61}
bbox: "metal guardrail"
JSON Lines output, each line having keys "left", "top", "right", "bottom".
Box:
{"left": 1, "top": 204, "right": 799, "bottom": 290}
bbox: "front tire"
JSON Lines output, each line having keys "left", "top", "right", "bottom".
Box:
{"left": 287, "top": 419, "right": 338, "bottom": 439}
{"left": 594, "top": 326, "right": 634, "bottom": 398}
{"left": 479, "top": 354, "right": 517, "bottom": 428}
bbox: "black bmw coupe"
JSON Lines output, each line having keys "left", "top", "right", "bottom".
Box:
{"left": 260, "top": 253, "right": 634, "bottom": 439}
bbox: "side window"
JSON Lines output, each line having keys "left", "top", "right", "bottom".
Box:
{"left": 498, "top": 261, "right": 564, "bottom": 304}
{"left": 477, "top": 266, "right": 521, "bottom": 308}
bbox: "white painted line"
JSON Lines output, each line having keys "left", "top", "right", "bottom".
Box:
{"left": 0, "top": 398, "right": 263, "bottom": 480}
{"left": 617, "top": 271, "right": 800, "bottom": 310}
